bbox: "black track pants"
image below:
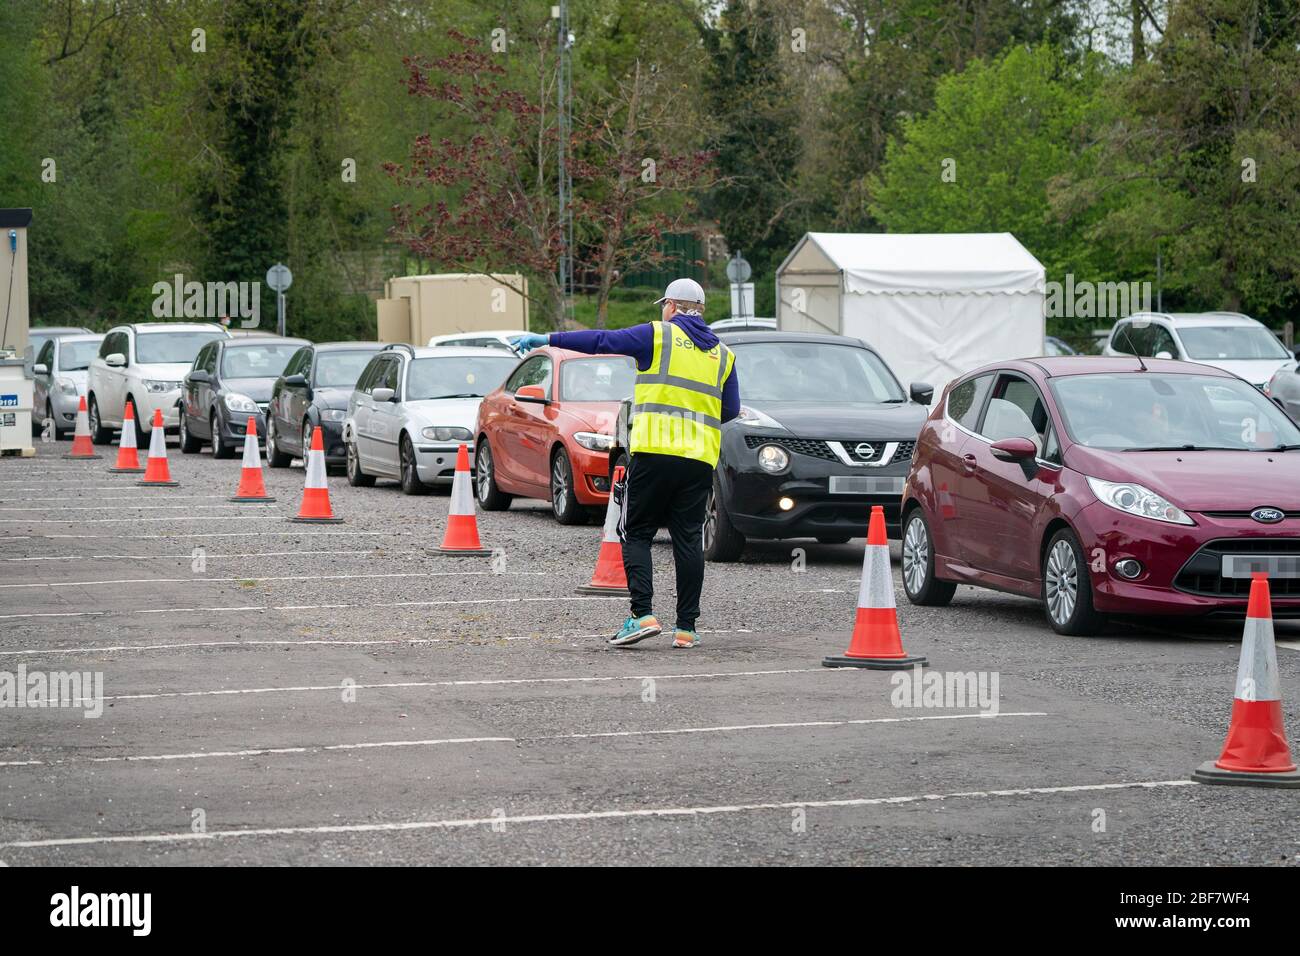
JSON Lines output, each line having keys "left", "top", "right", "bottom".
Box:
{"left": 618, "top": 452, "right": 714, "bottom": 630}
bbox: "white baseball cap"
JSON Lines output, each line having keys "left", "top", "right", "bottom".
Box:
{"left": 654, "top": 277, "right": 706, "bottom": 306}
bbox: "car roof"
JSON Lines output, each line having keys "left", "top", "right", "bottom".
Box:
{"left": 1123, "top": 311, "right": 1263, "bottom": 328}
{"left": 313, "top": 341, "right": 385, "bottom": 352}
{"left": 32, "top": 326, "right": 91, "bottom": 334}
{"left": 719, "top": 329, "right": 875, "bottom": 349}
{"left": 219, "top": 336, "right": 310, "bottom": 348}
{"left": 402, "top": 345, "right": 519, "bottom": 359}
{"left": 127, "top": 322, "right": 228, "bottom": 334}
{"left": 429, "top": 329, "right": 523, "bottom": 340}
{"left": 54, "top": 334, "right": 104, "bottom": 345}
{"left": 974, "top": 355, "right": 1237, "bottom": 380}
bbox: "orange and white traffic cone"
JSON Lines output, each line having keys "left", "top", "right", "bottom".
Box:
{"left": 435, "top": 443, "right": 492, "bottom": 556}
{"left": 1193, "top": 574, "right": 1299, "bottom": 788}
{"left": 136, "top": 408, "right": 179, "bottom": 486}
{"left": 823, "top": 505, "right": 927, "bottom": 669}
{"left": 288, "top": 425, "right": 341, "bottom": 523}
{"left": 107, "top": 400, "right": 144, "bottom": 473}
{"left": 63, "top": 396, "right": 101, "bottom": 459}
{"left": 230, "top": 416, "right": 275, "bottom": 503}
{"left": 576, "top": 464, "right": 630, "bottom": 596}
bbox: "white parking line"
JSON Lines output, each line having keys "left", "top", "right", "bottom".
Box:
{"left": 0, "top": 712, "right": 1048, "bottom": 768}
{"left": 0, "top": 595, "right": 620, "bottom": 621}
{"left": 35, "top": 531, "right": 413, "bottom": 540}
{"left": 1278, "top": 641, "right": 1300, "bottom": 652}
{"left": 0, "top": 515, "right": 282, "bottom": 524}
{"left": 0, "top": 550, "right": 423, "bottom": 563}
{"left": 0, "top": 779, "right": 1195, "bottom": 850}
{"left": 0, "top": 570, "right": 545, "bottom": 589}
{"left": 0, "top": 629, "right": 754, "bottom": 657}
{"left": 68, "top": 667, "right": 832, "bottom": 704}
{"left": 0, "top": 495, "right": 233, "bottom": 503}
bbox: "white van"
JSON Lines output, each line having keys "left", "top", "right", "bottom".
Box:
{"left": 87, "top": 323, "right": 230, "bottom": 443}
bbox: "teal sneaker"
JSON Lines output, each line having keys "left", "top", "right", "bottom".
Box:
{"left": 608, "top": 614, "right": 661, "bottom": 647}
{"left": 672, "top": 628, "right": 700, "bottom": 649}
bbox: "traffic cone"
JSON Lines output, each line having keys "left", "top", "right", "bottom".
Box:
{"left": 107, "top": 400, "right": 144, "bottom": 473}
{"left": 823, "top": 505, "right": 927, "bottom": 670}
{"left": 230, "top": 416, "right": 275, "bottom": 502}
{"left": 136, "top": 409, "right": 179, "bottom": 486}
{"left": 435, "top": 443, "right": 492, "bottom": 556}
{"left": 288, "top": 425, "right": 341, "bottom": 523}
{"left": 576, "top": 464, "right": 630, "bottom": 596}
{"left": 1192, "top": 574, "right": 1300, "bottom": 788}
{"left": 62, "top": 396, "right": 101, "bottom": 459}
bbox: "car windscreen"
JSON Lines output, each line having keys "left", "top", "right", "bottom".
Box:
{"left": 1178, "top": 326, "right": 1288, "bottom": 360}
{"left": 221, "top": 344, "right": 301, "bottom": 379}
{"left": 135, "top": 331, "right": 225, "bottom": 364}
{"left": 732, "top": 341, "right": 905, "bottom": 403}
{"left": 405, "top": 356, "right": 518, "bottom": 400}
{"left": 315, "top": 350, "right": 380, "bottom": 388}
{"left": 1049, "top": 373, "right": 1300, "bottom": 451}
{"left": 559, "top": 356, "right": 636, "bottom": 401}
{"left": 58, "top": 340, "right": 101, "bottom": 371}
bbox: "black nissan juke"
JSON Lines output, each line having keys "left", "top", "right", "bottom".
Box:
{"left": 609, "top": 330, "right": 933, "bottom": 561}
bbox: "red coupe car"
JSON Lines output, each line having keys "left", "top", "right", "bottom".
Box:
{"left": 901, "top": 356, "right": 1300, "bottom": 634}
{"left": 474, "top": 346, "right": 636, "bottom": 524}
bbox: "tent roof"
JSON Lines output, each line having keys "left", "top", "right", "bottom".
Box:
{"left": 780, "top": 232, "right": 1045, "bottom": 295}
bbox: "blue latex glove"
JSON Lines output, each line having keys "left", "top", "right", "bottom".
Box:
{"left": 513, "top": 333, "right": 549, "bottom": 353}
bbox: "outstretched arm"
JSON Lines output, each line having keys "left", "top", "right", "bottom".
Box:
{"left": 548, "top": 324, "right": 656, "bottom": 371}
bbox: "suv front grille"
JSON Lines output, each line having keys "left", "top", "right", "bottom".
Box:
{"left": 742, "top": 435, "right": 916, "bottom": 465}
{"left": 1174, "top": 538, "right": 1300, "bottom": 597}
{"left": 743, "top": 435, "right": 836, "bottom": 461}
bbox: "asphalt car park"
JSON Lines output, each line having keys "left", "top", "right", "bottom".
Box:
{"left": 0, "top": 436, "right": 1297, "bottom": 865}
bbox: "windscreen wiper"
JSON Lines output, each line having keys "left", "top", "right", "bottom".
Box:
{"left": 426, "top": 393, "right": 482, "bottom": 400}
{"left": 1121, "top": 444, "right": 1239, "bottom": 452}
{"left": 1261, "top": 443, "right": 1300, "bottom": 451}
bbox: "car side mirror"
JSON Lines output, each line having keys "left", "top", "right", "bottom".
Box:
{"left": 909, "top": 382, "right": 934, "bottom": 406}
{"left": 371, "top": 387, "right": 396, "bottom": 403}
{"left": 284, "top": 374, "right": 307, "bottom": 387}
{"left": 515, "top": 384, "right": 549, "bottom": 405}
{"left": 33, "top": 363, "right": 47, "bottom": 375}
{"left": 188, "top": 369, "right": 210, "bottom": 383}
{"left": 105, "top": 353, "right": 126, "bottom": 368}
{"left": 991, "top": 437, "right": 1038, "bottom": 462}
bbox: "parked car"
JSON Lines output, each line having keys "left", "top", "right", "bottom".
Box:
{"left": 1102, "top": 311, "right": 1291, "bottom": 389}
{"left": 266, "top": 342, "right": 386, "bottom": 469}
{"left": 178, "top": 336, "right": 308, "bottom": 457}
{"left": 427, "top": 329, "right": 526, "bottom": 353}
{"left": 28, "top": 326, "right": 93, "bottom": 363}
{"left": 1043, "top": 336, "right": 1077, "bottom": 357}
{"left": 475, "top": 347, "right": 636, "bottom": 524}
{"left": 32, "top": 333, "right": 103, "bottom": 438}
{"left": 603, "top": 331, "right": 932, "bottom": 558}
{"left": 345, "top": 345, "right": 519, "bottom": 494}
{"left": 709, "top": 317, "right": 777, "bottom": 333}
{"left": 87, "top": 323, "right": 230, "bottom": 444}
{"left": 900, "top": 356, "right": 1300, "bottom": 635}
{"left": 1264, "top": 362, "right": 1300, "bottom": 421}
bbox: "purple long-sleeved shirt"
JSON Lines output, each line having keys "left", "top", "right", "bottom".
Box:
{"left": 549, "top": 313, "right": 740, "bottom": 422}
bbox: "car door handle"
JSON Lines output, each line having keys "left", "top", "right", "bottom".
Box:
{"left": 962, "top": 454, "right": 978, "bottom": 475}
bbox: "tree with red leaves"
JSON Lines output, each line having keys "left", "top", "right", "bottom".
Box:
{"left": 385, "top": 28, "right": 713, "bottom": 329}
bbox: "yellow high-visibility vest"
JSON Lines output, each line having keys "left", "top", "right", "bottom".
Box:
{"left": 629, "top": 321, "right": 734, "bottom": 467}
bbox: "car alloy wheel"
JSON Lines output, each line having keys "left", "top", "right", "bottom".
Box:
{"left": 1045, "top": 539, "right": 1078, "bottom": 626}
{"left": 703, "top": 487, "right": 717, "bottom": 552}
{"left": 87, "top": 399, "right": 101, "bottom": 442}
{"left": 551, "top": 453, "right": 570, "bottom": 519}
{"left": 400, "top": 434, "right": 427, "bottom": 495}
{"left": 476, "top": 442, "right": 492, "bottom": 503}
{"left": 302, "top": 422, "right": 313, "bottom": 458}
{"left": 902, "top": 514, "right": 930, "bottom": 595}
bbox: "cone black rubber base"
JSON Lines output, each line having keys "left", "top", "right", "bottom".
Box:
{"left": 576, "top": 584, "right": 631, "bottom": 597}
{"left": 1191, "top": 761, "right": 1300, "bottom": 789}
{"left": 107, "top": 466, "right": 145, "bottom": 473}
{"left": 136, "top": 479, "right": 179, "bottom": 487}
{"left": 231, "top": 495, "right": 276, "bottom": 503}
{"left": 822, "top": 653, "right": 928, "bottom": 670}
{"left": 431, "top": 547, "right": 494, "bottom": 556}
{"left": 288, "top": 515, "right": 343, "bottom": 524}
{"left": 64, "top": 453, "right": 102, "bottom": 460}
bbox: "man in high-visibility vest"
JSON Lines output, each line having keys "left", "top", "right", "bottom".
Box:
{"left": 517, "top": 278, "right": 740, "bottom": 648}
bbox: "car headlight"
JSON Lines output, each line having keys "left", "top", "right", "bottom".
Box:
{"left": 573, "top": 431, "right": 616, "bottom": 451}
{"left": 319, "top": 408, "right": 346, "bottom": 423}
{"left": 1086, "top": 476, "right": 1194, "bottom": 525}
{"left": 224, "top": 393, "right": 259, "bottom": 413}
{"left": 143, "top": 379, "right": 182, "bottom": 394}
{"left": 757, "top": 443, "right": 790, "bottom": 473}
{"left": 421, "top": 426, "right": 472, "bottom": 442}
{"left": 56, "top": 378, "right": 78, "bottom": 395}
{"left": 735, "top": 405, "right": 783, "bottom": 428}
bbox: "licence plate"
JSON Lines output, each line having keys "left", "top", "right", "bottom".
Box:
{"left": 828, "top": 476, "right": 905, "bottom": 496}
{"left": 1221, "top": 554, "right": 1300, "bottom": 579}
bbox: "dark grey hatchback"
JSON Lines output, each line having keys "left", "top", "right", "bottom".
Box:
{"left": 607, "top": 330, "right": 933, "bottom": 561}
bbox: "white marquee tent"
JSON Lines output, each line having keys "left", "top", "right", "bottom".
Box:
{"left": 775, "top": 232, "right": 1046, "bottom": 401}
